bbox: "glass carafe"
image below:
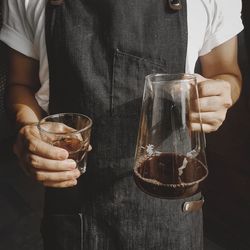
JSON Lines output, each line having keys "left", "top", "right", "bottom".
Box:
{"left": 133, "top": 74, "right": 208, "bottom": 199}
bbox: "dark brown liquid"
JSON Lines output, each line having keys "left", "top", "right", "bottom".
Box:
{"left": 53, "top": 137, "right": 87, "bottom": 163}
{"left": 134, "top": 153, "right": 208, "bottom": 198}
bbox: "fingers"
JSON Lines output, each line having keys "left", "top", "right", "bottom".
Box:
{"left": 18, "top": 124, "right": 69, "bottom": 160}
{"left": 189, "top": 78, "right": 233, "bottom": 133}
{"left": 196, "top": 96, "right": 222, "bottom": 112}
{"left": 25, "top": 154, "right": 82, "bottom": 187}
{"left": 190, "top": 109, "right": 227, "bottom": 133}
{"left": 193, "top": 79, "right": 232, "bottom": 107}
{"left": 192, "top": 96, "right": 232, "bottom": 113}
{"left": 190, "top": 110, "right": 226, "bottom": 124}
{"left": 28, "top": 137, "right": 69, "bottom": 159}
{"left": 14, "top": 124, "right": 91, "bottom": 188}
{"left": 27, "top": 154, "right": 77, "bottom": 171}
{"left": 25, "top": 151, "right": 80, "bottom": 183}
{"left": 197, "top": 80, "right": 232, "bottom": 105}
{"left": 43, "top": 179, "right": 78, "bottom": 188}
{"left": 190, "top": 123, "right": 217, "bottom": 133}
{"left": 198, "top": 80, "right": 226, "bottom": 96}
{"left": 200, "top": 94, "right": 232, "bottom": 110}
{"left": 33, "top": 168, "right": 80, "bottom": 182}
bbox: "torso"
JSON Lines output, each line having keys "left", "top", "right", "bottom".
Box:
{"left": 27, "top": 0, "right": 211, "bottom": 111}
{"left": 43, "top": 2, "right": 204, "bottom": 249}
{"left": 1, "top": 0, "right": 243, "bottom": 112}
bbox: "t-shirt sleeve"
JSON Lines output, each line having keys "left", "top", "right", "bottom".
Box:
{"left": 199, "top": 0, "right": 244, "bottom": 56}
{"left": 0, "top": 1, "right": 38, "bottom": 59}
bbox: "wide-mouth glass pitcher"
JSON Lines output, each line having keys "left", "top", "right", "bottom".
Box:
{"left": 133, "top": 73, "right": 208, "bottom": 199}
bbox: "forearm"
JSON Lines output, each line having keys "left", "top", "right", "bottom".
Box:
{"left": 200, "top": 37, "right": 242, "bottom": 105}
{"left": 7, "top": 85, "right": 45, "bottom": 130}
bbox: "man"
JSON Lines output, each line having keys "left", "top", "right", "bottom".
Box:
{"left": 0, "top": 0, "right": 243, "bottom": 249}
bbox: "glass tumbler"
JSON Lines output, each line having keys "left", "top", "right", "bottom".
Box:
{"left": 38, "top": 113, "right": 92, "bottom": 174}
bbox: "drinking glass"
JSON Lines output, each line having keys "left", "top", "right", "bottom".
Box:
{"left": 38, "top": 113, "right": 92, "bottom": 174}
{"left": 133, "top": 74, "right": 208, "bottom": 199}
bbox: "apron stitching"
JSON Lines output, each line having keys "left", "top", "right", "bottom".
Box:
{"left": 79, "top": 213, "right": 84, "bottom": 250}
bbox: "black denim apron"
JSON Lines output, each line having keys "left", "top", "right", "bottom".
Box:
{"left": 43, "top": 0, "right": 203, "bottom": 249}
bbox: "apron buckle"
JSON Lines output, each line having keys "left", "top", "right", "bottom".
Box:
{"left": 183, "top": 197, "right": 204, "bottom": 212}
{"left": 168, "top": 0, "right": 182, "bottom": 11}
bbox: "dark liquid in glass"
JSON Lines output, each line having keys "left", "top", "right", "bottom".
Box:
{"left": 53, "top": 138, "right": 87, "bottom": 163}
{"left": 134, "top": 153, "right": 207, "bottom": 198}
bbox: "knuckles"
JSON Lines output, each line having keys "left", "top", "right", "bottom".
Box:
{"left": 27, "top": 154, "right": 39, "bottom": 169}
{"left": 198, "top": 83, "right": 210, "bottom": 97}
{"left": 224, "top": 98, "right": 233, "bottom": 108}
{"left": 19, "top": 125, "right": 32, "bottom": 137}
{"left": 27, "top": 141, "right": 37, "bottom": 153}
{"left": 14, "top": 125, "right": 80, "bottom": 187}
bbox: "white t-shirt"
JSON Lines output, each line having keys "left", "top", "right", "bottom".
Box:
{"left": 0, "top": 0, "right": 243, "bottom": 112}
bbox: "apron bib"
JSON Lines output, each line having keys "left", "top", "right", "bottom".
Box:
{"left": 42, "top": 1, "right": 203, "bottom": 249}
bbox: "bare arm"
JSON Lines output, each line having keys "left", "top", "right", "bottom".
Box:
{"left": 7, "top": 48, "right": 80, "bottom": 187}
{"left": 191, "top": 36, "right": 242, "bottom": 132}
{"left": 200, "top": 36, "right": 242, "bottom": 104}
{"left": 7, "top": 49, "right": 44, "bottom": 128}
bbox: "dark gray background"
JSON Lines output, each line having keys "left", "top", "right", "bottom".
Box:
{"left": 0, "top": 1, "right": 250, "bottom": 249}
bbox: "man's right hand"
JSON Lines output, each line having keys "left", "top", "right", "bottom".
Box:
{"left": 13, "top": 124, "right": 81, "bottom": 188}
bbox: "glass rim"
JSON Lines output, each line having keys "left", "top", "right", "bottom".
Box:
{"left": 38, "top": 112, "right": 93, "bottom": 135}
{"left": 145, "top": 73, "right": 197, "bottom": 83}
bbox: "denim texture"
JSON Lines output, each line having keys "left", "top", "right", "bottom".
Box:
{"left": 44, "top": 0, "right": 203, "bottom": 249}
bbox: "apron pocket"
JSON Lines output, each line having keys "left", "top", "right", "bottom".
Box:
{"left": 112, "top": 49, "right": 168, "bottom": 117}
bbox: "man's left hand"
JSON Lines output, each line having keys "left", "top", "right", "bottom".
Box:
{"left": 190, "top": 74, "right": 232, "bottom": 133}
